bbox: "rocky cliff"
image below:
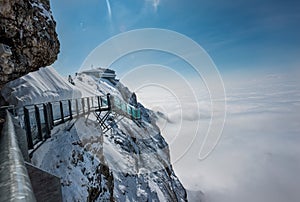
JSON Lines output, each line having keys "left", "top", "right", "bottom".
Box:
{"left": 0, "top": 0, "right": 59, "bottom": 88}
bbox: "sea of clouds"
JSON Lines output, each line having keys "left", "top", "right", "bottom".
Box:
{"left": 123, "top": 70, "right": 300, "bottom": 202}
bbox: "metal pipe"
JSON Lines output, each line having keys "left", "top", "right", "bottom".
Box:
{"left": 0, "top": 110, "right": 36, "bottom": 202}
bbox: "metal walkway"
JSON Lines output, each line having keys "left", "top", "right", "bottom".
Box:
{"left": 13, "top": 93, "right": 141, "bottom": 153}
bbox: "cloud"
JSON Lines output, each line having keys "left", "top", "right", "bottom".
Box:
{"left": 130, "top": 72, "right": 300, "bottom": 202}
{"left": 152, "top": 0, "right": 160, "bottom": 11}
{"left": 145, "top": 0, "right": 160, "bottom": 12}
{"left": 105, "top": 0, "right": 112, "bottom": 19}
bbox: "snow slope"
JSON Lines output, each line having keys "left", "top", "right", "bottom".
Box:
{"left": 2, "top": 67, "right": 187, "bottom": 201}
{"left": 1, "top": 66, "right": 100, "bottom": 107}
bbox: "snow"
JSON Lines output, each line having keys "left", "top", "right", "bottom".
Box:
{"left": 30, "top": 1, "right": 53, "bottom": 23}
{"left": 31, "top": 121, "right": 91, "bottom": 200}
{"left": 31, "top": 119, "right": 112, "bottom": 201}
{"left": 2, "top": 67, "right": 78, "bottom": 106}
{"left": 30, "top": 116, "right": 174, "bottom": 201}
{"left": 148, "top": 177, "right": 165, "bottom": 201}
{"left": 1, "top": 66, "right": 101, "bottom": 107}
{"left": 73, "top": 74, "right": 105, "bottom": 97}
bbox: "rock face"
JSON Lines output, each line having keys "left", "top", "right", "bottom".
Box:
{"left": 0, "top": 0, "right": 59, "bottom": 88}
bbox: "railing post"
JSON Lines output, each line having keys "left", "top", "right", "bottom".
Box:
{"left": 81, "top": 98, "right": 85, "bottom": 114}
{"left": 34, "top": 105, "right": 43, "bottom": 141}
{"left": 68, "top": 100, "right": 73, "bottom": 120}
{"left": 43, "top": 104, "right": 51, "bottom": 138}
{"left": 97, "top": 96, "right": 101, "bottom": 110}
{"left": 48, "top": 102, "right": 54, "bottom": 128}
{"left": 23, "top": 107, "right": 34, "bottom": 149}
{"left": 107, "top": 93, "right": 111, "bottom": 110}
{"left": 59, "top": 101, "right": 64, "bottom": 123}
{"left": 47, "top": 102, "right": 54, "bottom": 130}
{"left": 87, "top": 97, "right": 90, "bottom": 114}
{"left": 75, "top": 99, "right": 79, "bottom": 117}
{"left": 91, "top": 97, "right": 94, "bottom": 109}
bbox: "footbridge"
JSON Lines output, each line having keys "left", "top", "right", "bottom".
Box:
{"left": 19, "top": 93, "right": 141, "bottom": 152}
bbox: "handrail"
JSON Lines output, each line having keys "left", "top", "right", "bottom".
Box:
{"left": 20, "top": 95, "right": 108, "bottom": 108}
{"left": 0, "top": 110, "right": 36, "bottom": 202}
{"left": 20, "top": 95, "right": 109, "bottom": 150}
{"left": 6, "top": 94, "right": 141, "bottom": 152}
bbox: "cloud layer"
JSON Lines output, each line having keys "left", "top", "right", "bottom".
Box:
{"left": 130, "top": 71, "right": 300, "bottom": 202}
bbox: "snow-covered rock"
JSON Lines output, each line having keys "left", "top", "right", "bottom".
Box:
{"left": 1, "top": 66, "right": 100, "bottom": 106}
{"left": 2, "top": 67, "right": 188, "bottom": 201}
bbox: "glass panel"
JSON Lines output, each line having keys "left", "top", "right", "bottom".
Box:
{"left": 63, "top": 100, "right": 70, "bottom": 117}
{"left": 51, "top": 102, "right": 61, "bottom": 121}
{"left": 27, "top": 106, "right": 38, "bottom": 144}
{"left": 127, "top": 105, "right": 131, "bottom": 115}
{"left": 136, "top": 109, "right": 141, "bottom": 119}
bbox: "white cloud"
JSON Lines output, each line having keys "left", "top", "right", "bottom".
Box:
{"left": 153, "top": 0, "right": 160, "bottom": 11}
{"left": 105, "top": 0, "right": 112, "bottom": 19}
{"left": 124, "top": 71, "right": 300, "bottom": 202}
{"left": 145, "top": 0, "right": 160, "bottom": 12}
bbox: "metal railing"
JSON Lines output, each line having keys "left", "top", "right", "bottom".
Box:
{"left": 0, "top": 110, "right": 36, "bottom": 202}
{"left": 14, "top": 94, "right": 141, "bottom": 151}
{"left": 18, "top": 95, "right": 110, "bottom": 150}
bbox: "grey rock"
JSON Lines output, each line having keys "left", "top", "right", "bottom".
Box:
{"left": 0, "top": 0, "right": 59, "bottom": 88}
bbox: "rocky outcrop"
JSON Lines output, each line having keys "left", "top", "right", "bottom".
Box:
{"left": 0, "top": 0, "right": 59, "bottom": 88}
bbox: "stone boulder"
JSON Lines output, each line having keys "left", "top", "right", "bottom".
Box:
{"left": 0, "top": 0, "right": 60, "bottom": 88}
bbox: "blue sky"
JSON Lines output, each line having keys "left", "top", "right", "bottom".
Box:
{"left": 50, "top": 0, "right": 300, "bottom": 76}
{"left": 46, "top": 1, "right": 300, "bottom": 201}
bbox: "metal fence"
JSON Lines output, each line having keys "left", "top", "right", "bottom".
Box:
{"left": 18, "top": 95, "right": 108, "bottom": 150}
{"left": 15, "top": 94, "right": 141, "bottom": 150}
